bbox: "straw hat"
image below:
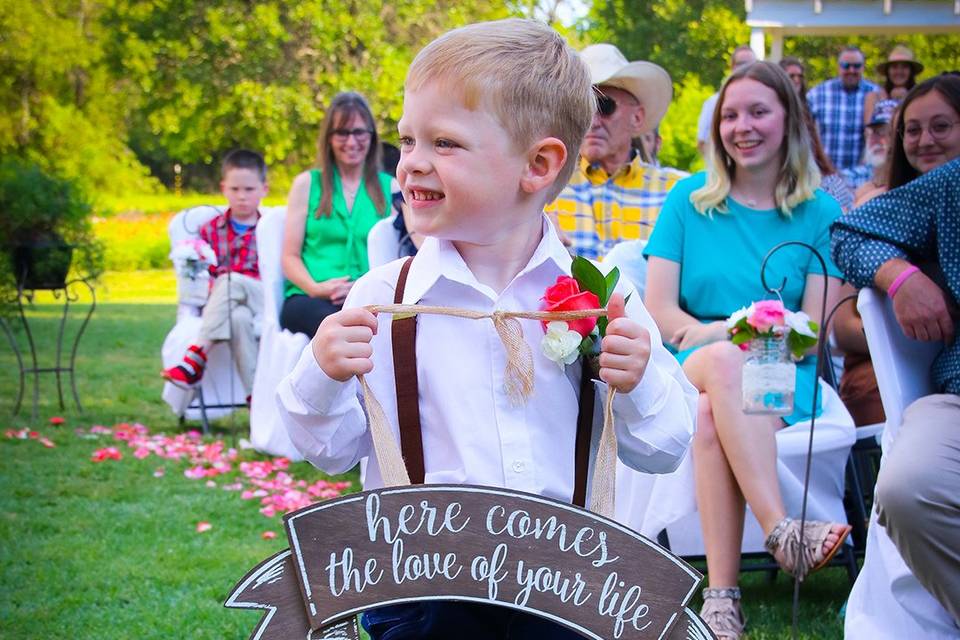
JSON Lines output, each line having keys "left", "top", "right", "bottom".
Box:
{"left": 876, "top": 45, "right": 924, "bottom": 77}
{"left": 580, "top": 44, "right": 673, "bottom": 134}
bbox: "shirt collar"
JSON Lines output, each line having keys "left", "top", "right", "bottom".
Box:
{"left": 401, "top": 214, "right": 572, "bottom": 304}
{"left": 581, "top": 148, "right": 640, "bottom": 183}
{"left": 217, "top": 208, "right": 262, "bottom": 230}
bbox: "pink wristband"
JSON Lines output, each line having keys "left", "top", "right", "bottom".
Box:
{"left": 887, "top": 265, "right": 920, "bottom": 299}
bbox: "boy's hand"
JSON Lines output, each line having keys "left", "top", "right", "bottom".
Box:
{"left": 598, "top": 293, "right": 651, "bottom": 393}
{"left": 312, "top": 308, "right": 378, "bottom": 382}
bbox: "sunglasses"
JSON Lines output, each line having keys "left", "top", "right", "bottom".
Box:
{"left": 596, "top": 94, "right": 619, "bottom": 117}
{"left": 332, "top": 128, "right": 373, "bottom": 141}
{"left": 839, "top": 61, "right": 863, "bottom": 71}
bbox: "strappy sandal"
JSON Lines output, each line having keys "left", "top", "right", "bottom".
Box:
{"left": 700, "top": 587, "right": 745, "bottom": 640}
{"left": 764, "top": 517, "right": 853, "bottom": 581}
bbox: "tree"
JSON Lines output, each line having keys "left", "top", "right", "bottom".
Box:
{"left": 0, "top": 0, "right": 157, "bottom": 199}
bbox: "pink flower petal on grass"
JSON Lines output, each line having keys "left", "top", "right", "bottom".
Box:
{"left": 39, "top": 437, "right": 56, "bottom": 448}
{"left": 91, "top": 447, "right": 122, "bottom": 462}
{"left": 196, "top": 521, "right": 212, "bottom": 533}
{"left": 133, "top": 447, "right": 150, "bottom": 459}
{"left": 261, "top": 531, "right": 277, "bottom": 540}
{"left": 153, "top": 467, "right": 166, "bottom": 478}
{"left": 49, "top": 416, "right": 65, "bottom": 426}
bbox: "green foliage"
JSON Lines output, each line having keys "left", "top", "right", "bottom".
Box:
{"left": 0, "top": 160, "right": 104, "bottom": 306}
{"left": 0, "top": 1, "right": 160, "bottom": 199}
{"left": 659, "top": 75, "right": 712, "bottom": 174}
{"left": 784, "top": 33, "right": 960, "bottom": 86}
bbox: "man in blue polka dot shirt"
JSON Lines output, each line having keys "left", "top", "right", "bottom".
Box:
{"left": 832, "top": 157, "right": 960, "bottom": 624}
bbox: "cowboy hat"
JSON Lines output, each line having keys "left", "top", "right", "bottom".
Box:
{"left": 580, "top": 44, "right": 673, "bottom": 134}
{"left": 876, "top": 45, "right": 924, "bottom": 77}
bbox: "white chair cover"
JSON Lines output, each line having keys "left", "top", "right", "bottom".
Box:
{"left": 161, "top": 205, "right": 247, "bottom": 420}
{"left": 615, "top": 379, "right": 856, "bottom": 556}
{"left": 603, "top": 240, "right": 648, "bottom": 300}
{"left": 248, "top": 207, "right": 307, "bottom": 460}
{"left": 367, "top": 214, "right": 403, "bottom": 269}
{"left": 844, "top": 289, "right": 957, "bottom": 638}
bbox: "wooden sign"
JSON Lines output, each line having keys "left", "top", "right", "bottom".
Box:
{"left": 226, "top": 485, "right": 715, "bottom": 639}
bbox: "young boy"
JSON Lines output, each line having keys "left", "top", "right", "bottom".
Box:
{"left": 277, "top": 20, "right": 696, "bottom": 640}
{"left": 163, "top": 149, "right": 268, "bottom": 401}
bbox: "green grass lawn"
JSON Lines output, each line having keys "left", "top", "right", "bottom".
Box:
{"left": 0, "top": 275, "right": 850, "bottom": 638}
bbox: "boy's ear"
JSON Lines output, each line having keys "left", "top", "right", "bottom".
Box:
{"left": 520, "top": 137, "right": 567, "bottom": 195}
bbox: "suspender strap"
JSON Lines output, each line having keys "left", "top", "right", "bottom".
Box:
{"left": 571, "top": 357, "right": 595, "bottom": 508}
{"left": 392, "top": 257, "right": 425, "bottom": 485}
{"left": 390, "top": 256, "right": 593, "bottom": 501}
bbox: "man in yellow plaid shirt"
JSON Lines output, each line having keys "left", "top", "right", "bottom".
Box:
{"left": 546, "top": 44, "right": 685, "bottom": 260}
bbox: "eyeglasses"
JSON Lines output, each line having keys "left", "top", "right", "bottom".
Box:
{"left": 839, "top": 61, "right": 863, "bottom": 71}
{"left": 902, "top": 118, "right": 959, "bottom": 142}
{"left": 596, "top": 95, "right": 619, "bottom": 117}
{"left": 332, "top": 128, "right": 373, "bottom": 141}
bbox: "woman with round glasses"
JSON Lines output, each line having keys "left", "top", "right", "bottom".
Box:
{"left": 863, "top": 45, "right": 924, "bottom": 128}
{"left": 280, "top": 92, "right": 402, "bottom": 336}
{"left": 888, "top": 73, "right": 960, "bottom": 188}
{"left": 833, "top": 73, "right": 960, "bottom": 451}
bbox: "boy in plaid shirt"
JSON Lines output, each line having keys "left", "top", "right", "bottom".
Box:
{"left": 163, "top": 149, "right": 268, "bottom": 399}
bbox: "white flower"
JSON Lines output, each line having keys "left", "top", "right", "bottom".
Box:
{"left": 540, "top": 321, "right": 583, "bottom": 369}
{"left": 725, "top": 304, "right": 753, "bottom": 329}
{"left": 785, "top": 310, "right": 816, "bottom": 338}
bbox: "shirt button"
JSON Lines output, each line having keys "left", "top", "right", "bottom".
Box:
{"left": 512, "top": 460, "right": 526, "bottom": 473}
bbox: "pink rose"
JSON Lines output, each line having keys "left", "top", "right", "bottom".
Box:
{"left": 540, "top": 276, "right": 600, "bottom": 338}
{"left": 746, "top": 300, "right": 786, "bottom": 333}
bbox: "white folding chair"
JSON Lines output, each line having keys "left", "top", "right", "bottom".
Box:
{"left": 161, "top": 206, "right": 247, "bottom": 428}
{"left": 844, "top": 288, "right": 957, "bottom": 638}
{"left": 616, "top": 379, "right": 856, "bottom": 563}
{"left": 602, "top": 240, "right": 648, "bottom": 300}
{"left": 248, "top": 207, "right": 307, "bottom": 459}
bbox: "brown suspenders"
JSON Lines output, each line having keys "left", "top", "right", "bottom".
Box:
{"left": 390, "top": 257, "right": 596, "bottom": 507}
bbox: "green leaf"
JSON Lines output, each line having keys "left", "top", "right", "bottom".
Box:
{"left": 571, "top": 256, "right": 607, "bottom": 304}
{"left": 604, "top": 266, "right": 621, "bottom": 305}
{"left": 597, "top": 316, "right": 608, "bottom": 337}
{"left": 731, "top": 331, "right": 752, "bottom": 346}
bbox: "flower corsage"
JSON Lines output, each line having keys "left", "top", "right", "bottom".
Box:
{"left": 726, "top": 299, "right": 818, "bottom": 360}
{"left": 539, "top": 257, "right": 623, "bottom": 369}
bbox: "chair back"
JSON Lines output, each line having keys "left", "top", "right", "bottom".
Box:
{"left": 367, "top": 214, "right": 401, "bottom": 269}
{"left": 167, "top": 205, "right": 224, "bottom": 246}
{"left": 857, "top": 288, "right": 941, "bottom": 439}
{"left": 255, "top": 207, "right": 288, "bottom": 325}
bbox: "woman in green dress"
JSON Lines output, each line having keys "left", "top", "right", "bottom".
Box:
{"left": 281, "top": 92, "right": 400, "bottom": 336}
{"left": 643, "top": 62, "right": 849, "bottom": 639}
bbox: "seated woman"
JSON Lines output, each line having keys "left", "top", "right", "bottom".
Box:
{"left": 643, "top": 61, "right": 849, "bottom": 639}
{"left": 280, "top": 92, "right": 401, "bottom": 336}
{"left": 834, "top": 73, "right": 960, "bottom": 427}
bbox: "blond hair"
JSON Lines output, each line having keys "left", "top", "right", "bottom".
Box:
{"left": 692, "top": 61, "right": 820, "bottom": 217}
{"left": 406, "top": 19, "right": 594, "bottom": 202}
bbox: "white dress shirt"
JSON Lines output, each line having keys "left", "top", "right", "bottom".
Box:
{"left": 277, "top": 217, "right": 697, "bottom": 503}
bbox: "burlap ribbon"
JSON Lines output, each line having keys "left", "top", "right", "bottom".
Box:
{"left": 355, "top": 303, "right": 619, "bottom": 519}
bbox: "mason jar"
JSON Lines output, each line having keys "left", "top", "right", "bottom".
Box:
{"left": 741, "top": 335, "right": 796, "bottom": 415}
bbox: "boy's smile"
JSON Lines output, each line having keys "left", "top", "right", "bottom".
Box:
{"left": 396, "top": 82, "right": 533, "bottom": 247}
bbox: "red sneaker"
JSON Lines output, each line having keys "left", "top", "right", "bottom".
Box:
{"left": 162, "top": 345, "right": 207, "bottom": 389}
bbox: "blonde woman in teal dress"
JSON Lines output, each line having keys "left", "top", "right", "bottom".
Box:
{"left": 281, "top": 92, "right": 401, "bottom": 336}
{"left": 644, "top": 62, "right": 850, "bottom": 639}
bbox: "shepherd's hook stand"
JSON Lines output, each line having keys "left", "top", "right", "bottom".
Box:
{"left": 760, "top": 241, "right": 834, "bottom": 640}
{"left": 1, "top": 277, "right": 96, "bottom": 421}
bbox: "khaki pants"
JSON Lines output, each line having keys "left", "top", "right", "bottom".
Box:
{"left": 876, "top": 393, "right": 960, "bottom": 623}
{"left": 199, "top": 273, "right": 264, "bottom": 395}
